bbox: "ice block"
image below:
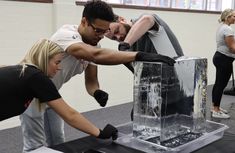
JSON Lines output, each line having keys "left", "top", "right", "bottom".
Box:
{"left": 132, "top": 56, "right": 207, "bottom": 143}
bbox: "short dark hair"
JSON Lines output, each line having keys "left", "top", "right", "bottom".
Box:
{"left": 114, "top": 14, "right": 119, "bottom": 22}
{"left": 83, "top": 0, "right": 115, "bottom": 23}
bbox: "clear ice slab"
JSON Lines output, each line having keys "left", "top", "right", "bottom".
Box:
{"left": 132, "top": 56, "right": 207, "bottom": 143}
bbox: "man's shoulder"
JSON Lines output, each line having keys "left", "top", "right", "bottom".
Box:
{"left": 132, "top": 13, "right": 156, "bottom": 24}
{"left": 60, "top": 24, "right": 78, "bottom": 29}
{"left": 50, "top": 24, "right": 82, "bottom": 46}
{"left": 138, "top": 13, "right": 155, "bottom": 19}
{"left": 55, "top": 24, "right": 79, "bottom": 34}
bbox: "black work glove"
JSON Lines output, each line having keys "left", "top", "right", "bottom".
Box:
{"left": 94, "top": 89, "right": 108, "bottom": 107}
{"left": 135, "top": 52, "right": 176, "bottom": 66}
{"left": 130, "top": 108, "right": 134, "bottom": 121}
{"left": 118, "top": 42, "right": 134, "bottom": 73}
{"left": 97, "top": 124, "right": 118, "bottom": 140}
{"left": 124, "top": 62, "right": 134, "bottom": 73}
{"left": 118, "top": 42, "right": 131, "bottom": 51}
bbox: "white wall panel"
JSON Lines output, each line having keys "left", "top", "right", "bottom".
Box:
{"left": 0, "top": 0, "right": 230, "bottom": 129}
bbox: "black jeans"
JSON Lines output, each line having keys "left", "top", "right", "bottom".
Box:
{"left": 212, "top": 51, "right": 234, "bottom": 106}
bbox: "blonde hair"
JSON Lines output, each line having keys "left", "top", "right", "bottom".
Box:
{"left": 20, "top": 39, "right": 63, "bottom": 76}
{"left": 20, "top": 39, "right": 63, "bottom": 111}
{"left": 219, "top": 8, "right": 234, "bottom": 23}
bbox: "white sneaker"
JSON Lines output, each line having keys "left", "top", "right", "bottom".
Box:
{"left": 212, "top": 111, "right": 230, "bottom": 119}
{"left": 211, "top": 107, "right": 228, "bottom": 114}
{"left": 219, "top": 108, "right": 228, "bottom": 114}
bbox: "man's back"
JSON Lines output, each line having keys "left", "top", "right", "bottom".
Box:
{"left": 131, "top": 14, "right": 183, "bottom": 58}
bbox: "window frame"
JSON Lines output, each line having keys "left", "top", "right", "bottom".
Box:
{"left": 10, "top": 0, "right": 53, "bottom": 3}
{"left": 75, "top": 1, "right": 221, "bottom": 14}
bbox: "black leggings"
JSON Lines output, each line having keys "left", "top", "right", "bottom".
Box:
{"left": 212, "top": 52, "right": 234, "bottom": 106}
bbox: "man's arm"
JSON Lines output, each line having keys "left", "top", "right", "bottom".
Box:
{"left": 66, "top": 42, "right": 137, "bottom": 65}
{"left": 85, "top": 64, "right": 109, "bottom": 107}
{"left": 124, "top": 14, "right": 157, "bottom": 46}
{"left": 85, "top": 64, "right": 99, "bottom": 96}
{"left": 66, "top": 41, "right": 175, "bottom": 66}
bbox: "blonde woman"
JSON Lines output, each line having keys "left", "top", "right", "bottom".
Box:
{"left": 0, "top": 39, "right": 118, "bottom": 140}
{"left": 212, "top": 9, "right": 235, "bottom": 118}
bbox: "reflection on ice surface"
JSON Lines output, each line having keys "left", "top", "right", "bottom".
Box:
{"left": 133, "top": 56, "right": 207, "bottom": 144}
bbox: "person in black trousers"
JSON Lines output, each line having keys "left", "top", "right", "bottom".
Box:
{"left": 212, "top": 8, "right": 235, "bottom": 119}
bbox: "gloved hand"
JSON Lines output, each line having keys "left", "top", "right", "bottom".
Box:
{"left": 135, "top": 52, "right": 176, "bottom": 66}
{"left": 118, "top": 42, "right": 131, "bottom": 51}
{"left": 130, "top": 108, "right": 134, "bottom": 121}
{"left": 94, "top": 89, "right": 108, "bottom": 107}
{"left": 119, "top": 42, "right": 134, "bottom": 73}
{"left": 97, "top": 124, "right": 118, "bottom": 140}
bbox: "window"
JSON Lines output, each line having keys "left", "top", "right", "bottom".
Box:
{"left": 10, "top": 0, "right": 53, "bottom": 3}
{"left": 101, "top": 0, "right": 234, "bottom": 11}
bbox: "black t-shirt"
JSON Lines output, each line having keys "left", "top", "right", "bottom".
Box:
{"left": 0, "top": 65, "right": 61, "bottom": 121}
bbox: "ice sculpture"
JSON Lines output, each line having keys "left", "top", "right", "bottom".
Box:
{"left": 132, "top": 56, "right": 207, "bottom": 144}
